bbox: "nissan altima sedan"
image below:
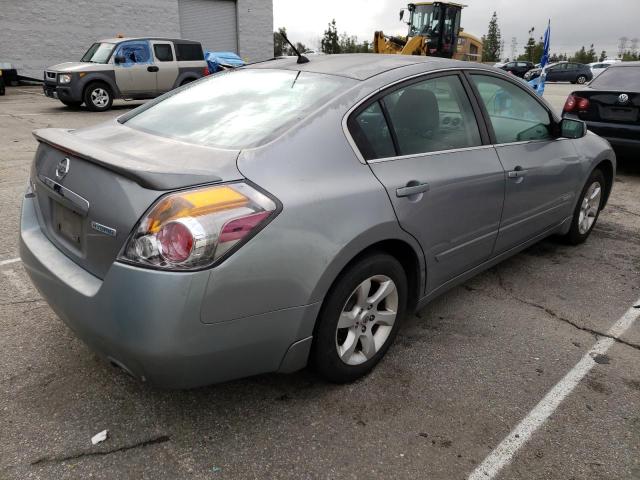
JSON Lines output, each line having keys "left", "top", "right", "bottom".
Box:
{"left": 20, "top": 54, "right": 615, "bottom": 388}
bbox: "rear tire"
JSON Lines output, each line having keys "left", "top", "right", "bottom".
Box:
{"left": 561, "top": 169, "right": 606, "bottom": 245}
{"left": 311, "top": 253, "right": 407, "bottom": 383}
{"left": 180, "top": 78, "right": 196, "bottom": 87}
{"left": 577, "top": 75, "right": 588, "bottom": 84}
{"left": 83, "top": 82, "right": 113, "bottom": 111}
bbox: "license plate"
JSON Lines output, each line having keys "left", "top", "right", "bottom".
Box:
{"left": 53, "top": 202, "right": 82, "bottom": 245}
{"left": 600, "top": 106, "right": 638, "bottom": 122}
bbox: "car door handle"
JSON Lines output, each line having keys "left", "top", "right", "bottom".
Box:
{"left": 508, "top": 168, "right": 528, "bottom": 179}
{"left": 396, "top": 182, "right": 430, "bottom": 198}
{"left": 147, "top": 66, "right": 159, "bottom": 72}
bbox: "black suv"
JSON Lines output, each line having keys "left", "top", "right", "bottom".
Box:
{"left": 499, "top": 61, "right": 535, "bottom": 78}
{"left": 525, "top": 62, "right": 593, "bottom": 84}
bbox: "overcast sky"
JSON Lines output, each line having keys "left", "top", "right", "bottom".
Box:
{"left": 274, "top": 0, "right": 640, "bottom": 59}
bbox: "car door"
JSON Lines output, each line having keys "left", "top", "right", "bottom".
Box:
{"left": 468, "top": 73, "right": 582, "bottom": 254}
{"left": 151, "top": 41, "right": 179, "bottom": 93}
{"left": 113, "top": 40, "right": 157, "bottom": 95}
{"left": 546, "top": 64, "right": 564, "bottom": 82}
{"left": 349, "top": 73, "right": 505, "bottom": 293}
{"left": 564, "top": 63, "right": 579, "bottom": 82}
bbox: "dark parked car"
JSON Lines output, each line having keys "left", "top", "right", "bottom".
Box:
{"left": 525, "top": 62, "right": 593, "bottom": 84}
{"left": 499, "top": 61, "right": 535, "bottom": 78}
{"left": 563, "top": 62, "right": 640, "bottom": 153}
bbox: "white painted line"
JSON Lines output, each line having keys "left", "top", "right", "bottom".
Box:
{"left": 0, "top": 257, "right": 21, "bottom": 267}
{"left": 468, "top": 298, "right": 640, "bottom": 480}
{"left": 2, "top": 269, "right": 30, "bottom": 296}
{"left": 15, "top": 89, "right": 45, "bottom": 96}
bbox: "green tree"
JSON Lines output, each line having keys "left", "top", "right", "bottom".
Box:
{"left": 599, "top": 50, "right": 607, "bottom": 62}
{"left": 571, "top": 45, "right": 596, "bottom": 63}
{"left": 321, "top": 19, "right": 341, "bottom": 54}
{"left": 274, "top": 27, "right": 289, "bottom": 57}
{"left": 481, "top": 12, "right": 502, "bottom": 62}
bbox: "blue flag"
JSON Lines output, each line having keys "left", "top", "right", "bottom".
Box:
{"left": 536, "top": 21, "right": 551, "bottom": 97}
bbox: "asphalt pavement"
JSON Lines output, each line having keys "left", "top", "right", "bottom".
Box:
{"left": 0, "top": 84, "right": 639, "bottom": 480}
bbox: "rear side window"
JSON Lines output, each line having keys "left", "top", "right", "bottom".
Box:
{"left": 124, "top": 69, "right": 355, "bottom": 149}
{"left": 350, "top": 102, "right": 396, "bottom": 160}
{"left": 471, "top": 74, "right": 552, "bottom": 144}
{"left": 591, "top": 66, "right": 640, "bottom": 90}
{"left": 175, "top": 43, "right": 204, "bottom": 61}
{"left": 154, "top": 44, "right": 174, "bottom": 62}
{"left": 383, "top": 75, "right": 482, "bottom": 156}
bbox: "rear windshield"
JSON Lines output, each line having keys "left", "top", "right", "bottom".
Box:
{"left": 81, "top": 43, "right": 115, "bottom": 64}
{"left": 175, "top": 43, "right": 204, "bottom": 61}
{"left": 124, "top": 69, "right": 355, "bottom": 149}
{"left": 590, "top": 66, "right": 640, "bottom": 90}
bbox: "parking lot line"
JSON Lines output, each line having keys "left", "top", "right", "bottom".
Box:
{"left": 0, "top": 257, "right": 21, "bottom": 267}
{"left": 468, "top": 298, "right": 640, "bottom": 480}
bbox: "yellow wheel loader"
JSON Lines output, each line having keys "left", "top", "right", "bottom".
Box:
{"left": 373, "top": 2, "right": 482, "bottom": 61}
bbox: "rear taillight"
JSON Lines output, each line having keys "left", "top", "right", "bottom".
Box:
{"left": 203, "top": 67, "right": 210, "bottom": 76}
{"left": 563, "top": 95, "right": 590, "bottom": 113}
{"left": 120, "top": 183, "right": 278, "bottom": 270}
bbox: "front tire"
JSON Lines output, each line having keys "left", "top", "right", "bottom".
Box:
{"left": 83, "top": 83, "right": 113, "bottom": 111}
{"left": 60, "top": 100, "right": 82, "bottom": 109}
{"left": 562, "top": 169, "right": 606, "bottom": 245}
{"left": 311, "top": 253, "right": 407, "bottom": 383}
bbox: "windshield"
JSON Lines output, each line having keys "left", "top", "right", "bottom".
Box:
{"left": 124, "top": 69, "right": 355, "bottom": 149}
{"left": 409, "top": 4, "right": 441, "bottom": 36}
{"left": 590, "top": 66, "right": 640, "bottom": 90}
{"left": 81, "top": 43, "right": 115, "bottom": 63}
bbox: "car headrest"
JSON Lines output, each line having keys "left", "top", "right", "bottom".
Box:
{"left": 393, "top": 88, "right": 440, "bottom": 134}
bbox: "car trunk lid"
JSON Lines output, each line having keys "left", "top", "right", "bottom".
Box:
{"left": 573, "top": 89, "right": 640, "bottom": 125}
{"left": 31, "top": 124, "right": 243, "bottom": 279}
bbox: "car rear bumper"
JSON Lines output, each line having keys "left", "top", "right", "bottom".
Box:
{"left": 584, "top": 120, "right": 640, "bottom": 152}
{"left": 20, "top": 193, "right": 319, "bottom": 388}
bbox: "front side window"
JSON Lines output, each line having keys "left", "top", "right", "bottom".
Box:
{"left": 81, "top": 43, "right": 115, "bottom": 64}
{"left": 383, "top": 75, "right": 482, "bottom": 156}
{"left": 114, "top": 41, "right": 152, "bottom": 66}
{"left": 125, "top": 69, "right": 354, "bottom": 149}
{"left": 471, "top": 75, "right": 553, "bottom": 144}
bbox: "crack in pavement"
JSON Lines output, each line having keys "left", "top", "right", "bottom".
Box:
{"left": 31, "top": 435, "right": 171, "bottom": 466}
{"left": 0, "top": 299, "right": 43, "bottom": 306}
{"left": 469, "top": 268, "right": 640, "bottom": 353}
{"left": 609, "top": 204, "right": 640, "bottom": 218}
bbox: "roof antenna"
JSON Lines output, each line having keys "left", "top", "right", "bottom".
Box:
{"left": 280, "top": 32, "right": 310, "bottom": 64}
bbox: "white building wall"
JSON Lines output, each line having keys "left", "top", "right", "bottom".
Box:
{"left": 0, "top": 0, "right": 180, "bottom": 78}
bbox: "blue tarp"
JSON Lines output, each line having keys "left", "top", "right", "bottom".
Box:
{"left": 205, "top": 51, "right": 245, "bottom": 73}
{"left": 114, "top": 41, "right": 152, "bottom": 67}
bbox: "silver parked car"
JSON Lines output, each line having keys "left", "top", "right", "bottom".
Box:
{"left": 21, "top": 55, "right": 615, "bottom": 388}
{"left": 43, "top": 37, "right": 209, "bottom": 111}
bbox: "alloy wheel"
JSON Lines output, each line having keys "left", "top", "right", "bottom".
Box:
{"left": 91, "top": 88, "right": 109, "bottom": 108}
{"left": 578, "top": 181, "right": 602, "bottom": 234}
{"left": 335, "top": 275, "right": 398, "bottom": 366}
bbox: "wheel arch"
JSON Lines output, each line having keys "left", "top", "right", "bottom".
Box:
{"left": 310, "top": 232, "right": 426, "bottom": 328}
{"left": 80, "top": 74, "right": 120, "bottom": 98}
{"left": 594, "top": 158, "right": 615, "bottom": 208}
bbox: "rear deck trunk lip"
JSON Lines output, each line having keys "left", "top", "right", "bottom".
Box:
{"left": 32, "top": 129, "right": 226, "bottom": 190}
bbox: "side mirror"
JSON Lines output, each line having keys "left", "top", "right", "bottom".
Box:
{"left": 560, "top": 118, "right": 587, "bottom": 139}
{"left": 399, "top": 9, "right": 405, "bottom": 21}
{"left": 114, "top": 55, "right": 126, "bottom": 64}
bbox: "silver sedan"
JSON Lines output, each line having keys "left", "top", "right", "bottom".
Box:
{"left": 20, "top": 54, "right": 615, "bottom": 388}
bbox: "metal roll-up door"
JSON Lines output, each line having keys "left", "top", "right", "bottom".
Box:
{"left": 178, "top": 0, "right": 238, "bottom": 53}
